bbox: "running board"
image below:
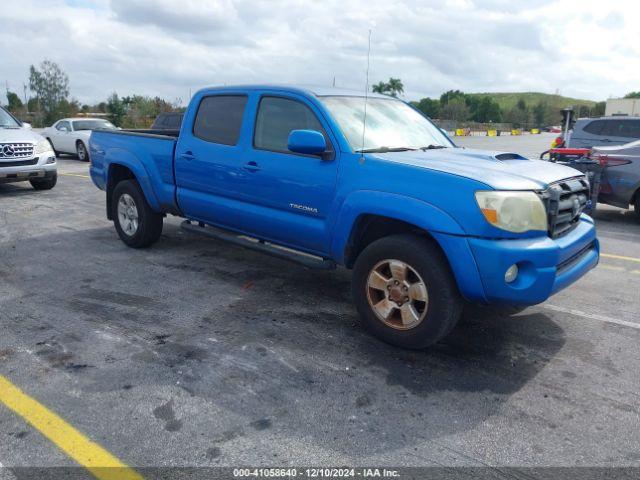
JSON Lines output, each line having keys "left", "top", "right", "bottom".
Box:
{"left": 180, "top": 221, "right": 337, "bottom": 270}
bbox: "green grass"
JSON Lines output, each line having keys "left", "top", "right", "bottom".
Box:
{"left": 465, "top": 92, "right": 597, "bottom": 111}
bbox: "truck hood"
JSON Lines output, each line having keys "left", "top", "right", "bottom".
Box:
{"left": 0, "top": 127, "right": 45, "bottom": 144}
{"left": 374, "top": 147, "right": 584, "bottom": 190}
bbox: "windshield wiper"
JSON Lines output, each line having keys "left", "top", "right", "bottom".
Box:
{"left": 418, "top": 145, "right": 448, "bottom": 150}
{"left": 355, "top": 146, "right": 418, "bottom": 153}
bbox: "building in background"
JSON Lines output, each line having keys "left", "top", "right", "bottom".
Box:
{"left": 606, "top": 98, "right": 640, "bottom": 116}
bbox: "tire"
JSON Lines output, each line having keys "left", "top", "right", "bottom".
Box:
{"left": 634, "top": 194, "right": 640, "bottom": 224}
{"left": 30, "top": 173, "right": 57, "bottom": 190}
{"left": 112, "top": 180, "right": 163, "bottom": 248}
{"left": 46, "top": 138, "right": 59, "bottom": 157}
{"left": 76, "top": 141, "right": 89, "bottom": 162}
{"left": 351, "top": 234, "right": 463, "bottom": 349}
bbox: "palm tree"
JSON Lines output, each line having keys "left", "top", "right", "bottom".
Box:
{"left": 387, "top": 78, "right": 404, "bottom": 97}
{"left": 372, "top": 81, "right": 388, "bottom": 94}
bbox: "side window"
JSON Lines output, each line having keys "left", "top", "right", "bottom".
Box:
{"left": 583, "top": 120, "right": 604, "bottom": 135}
{"left": 193, "top": 95, "right": 248, "bottom": 145}
{"left": 254, "top": 96, "right": 329, "bottom": 153}
{"left": 618, "top": 120, "right": 640, "bottom": 138}
{"left": 601, "top": 120, "right": 625, "bottom": 137}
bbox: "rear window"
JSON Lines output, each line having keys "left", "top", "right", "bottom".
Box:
{"left": 193, "top": 95, "right": 248, "bottom": 145}
{"left": 583, "top": 120, "right": 605, "bottom": 135}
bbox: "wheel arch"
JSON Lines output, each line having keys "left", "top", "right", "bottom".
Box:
{"left": 331, "top": 191, "right": 487, "bottom": 303}
{"left": 106, "top": 161, "right": 160, "bottom": 220}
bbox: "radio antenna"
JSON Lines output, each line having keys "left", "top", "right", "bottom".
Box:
{"left": 360, "top": 29, "right": 372, "bottom": 163}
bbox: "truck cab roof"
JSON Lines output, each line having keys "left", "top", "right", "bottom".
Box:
{"left": 195, "top": 84, "right": 390, "bottom": 99}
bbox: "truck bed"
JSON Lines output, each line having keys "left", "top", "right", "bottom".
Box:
{"left": 89, "top": 128, "right": 179, "bottom": 214}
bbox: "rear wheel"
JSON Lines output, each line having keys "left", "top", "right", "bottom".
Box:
{"left": 352, "top": 234, "right": 463, "bottom": 349}
{"left": 634, "top": 194, "right": 640, "bottom": 223}
{"left": 30, "top": 173, "right": 57, "bottom": 191}
{"left": 76, "top": 141, "right": 89, "bottom": 162}
{"left": 112, "top": 180, "right": 163, "bottom": 248}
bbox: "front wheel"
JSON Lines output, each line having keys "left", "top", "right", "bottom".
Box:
{"left": 30, "top": 173, "right": 57, "bottom": 191}
{"left": 112, "top": 180, "right": 163, "bottom": 248}
{"left": 352, "top": 234, "right": 463, "bottom": 349}
{"left": 76, "top": 141, "right": 89, "bottom": 162}
{"left": 634, "top": 195, "right": 640, "bottom": 224}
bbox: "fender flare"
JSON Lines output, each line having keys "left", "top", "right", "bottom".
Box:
{"left": 330, "top": 190, "right": 466, "bottom": 263}
{"left": 105, "top": 148, "right": 161, "bottom": 212}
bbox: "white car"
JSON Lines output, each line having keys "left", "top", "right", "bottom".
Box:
{"left": 43, "top": 118, "right": 116, "bottom": 161}
{"left": 0, "top": 106, "right": 57, "bottom": 190}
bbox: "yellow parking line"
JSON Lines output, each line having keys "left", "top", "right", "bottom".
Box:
{"left": 601, "top": 253, "right": 640, "bottom": 264}
{"left": 59, "top": 173, "right": 90, "bottom": 179}
{"left": 0, "top": 375, "right": 143, "bottom": 480}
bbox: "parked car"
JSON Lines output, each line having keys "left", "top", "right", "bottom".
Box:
{"left": 43, "top": 118, "right": 116, "bottom": 161}
{"left": 151, "top": 112, "right": 184, "bottom": 131}
{"left": 567, "top": 116, "right": 640, "bottom": 149}
{"left": 89, "top": 85, "right": 598, "bottom": 349}
{"left": 0, "top": 106, "right": 57, "bottom": 190}
{"left": 590, "top": 140, "right": 640, "bottom": 220}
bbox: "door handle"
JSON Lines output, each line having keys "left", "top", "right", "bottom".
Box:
{"left": 242, "top": 161, "right": 261, "bottom": 172}
{"left": 180, "top": 151, "right": 196, "bottom": 160}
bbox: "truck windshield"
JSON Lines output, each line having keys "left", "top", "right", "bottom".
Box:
{"left": 0, "top": 108, "right": 21, "bottom": 128}
{"left": 320, "top": 96, "right": 451, "bottom": 153}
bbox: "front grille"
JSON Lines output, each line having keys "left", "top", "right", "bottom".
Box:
{"left": 0, "top": 158, "right": 39, "bottom": 168}
{"left": 0, "top": 143, "right": 35, "bottom": 159}
{"left": 540, "top": 176, "right": 590, "bottom": 238}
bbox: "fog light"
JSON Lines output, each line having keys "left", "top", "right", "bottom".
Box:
{"left": 46, "top": 156, "right": 56, "bottom": 164}
{"left": 505, "top": 264, "right": 519, "bottom": 283}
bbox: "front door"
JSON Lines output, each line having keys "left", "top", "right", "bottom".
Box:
{"left": 240, "top": 94, "right": 339, "bottom": 254}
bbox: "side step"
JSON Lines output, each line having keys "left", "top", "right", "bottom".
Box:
{"left": 180, "top": 220, "right": 337, "bottom": 270}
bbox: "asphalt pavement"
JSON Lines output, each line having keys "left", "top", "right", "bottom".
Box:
{"left": 0, "top": 135, "right": 638, "bottom": 478}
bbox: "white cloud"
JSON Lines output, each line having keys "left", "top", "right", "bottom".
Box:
{"left": 1, "top": 0, "right": 639, "bottom": 105}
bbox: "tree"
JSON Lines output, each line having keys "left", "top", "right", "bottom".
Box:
{"left": 593, "top": 101, "right": 606, "bottom": 116}
{"left": 372, "top": 81, "right": 387, "bottom": 94}
{"left": 6, "top": 91, "right": 23, "bottom": 112}
{"left": 439, "top": 90, "right": 465, "bottom": 106}
{"left": 371, "top": 78, "right": 404, "bottom": 97}
{"left": 624, "top": 92, "right": 640, "bottom": 99}
{"left": 440, "top": 98, "right": 469, "bottom": 122}
{"left": 533, "top": 101, "right": 548, "bottom": 127}
{"left": 415, "top": 97, "right": 440, "bottom": 118}
{"left": 29, "top": 60, "right": 70, "bottom": 124}
{"left": 473, "top": 97, "right": 502, "bottom": 123}
{"left": 106, "top": 93, "right": 126, "bottom": 127}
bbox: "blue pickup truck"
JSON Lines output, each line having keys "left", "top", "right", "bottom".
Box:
{"left": 90, "top": 85, "right": 599, "bottom": 348}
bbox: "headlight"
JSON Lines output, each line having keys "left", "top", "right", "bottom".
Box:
{"left": 475, "top": 191, "right": 547, "bottom": 233}
{"left": 34, "top": 139, "right": 52, "bottom": 155}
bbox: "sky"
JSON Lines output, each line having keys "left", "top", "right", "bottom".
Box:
{"left": 1, "top": 0, "right": 639, "bottom": 106}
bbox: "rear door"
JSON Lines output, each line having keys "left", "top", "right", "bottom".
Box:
{"left": 174, "top": 93, "right": 251, "bottom": 227}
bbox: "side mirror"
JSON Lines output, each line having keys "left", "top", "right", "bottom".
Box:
{"left": 287, "top": 129, "right": 327, "bottom": 157}
{"left": 22, "top": 122, "right": 32, "bottom": 129}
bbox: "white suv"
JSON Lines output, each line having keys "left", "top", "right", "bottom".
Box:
{"left": 0, "top": 107, "right": 57, "bottom": 190}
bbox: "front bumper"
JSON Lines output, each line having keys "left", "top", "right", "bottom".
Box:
{"left": 0, "top": 152, "right": 56, "bottom": 184}
{"left": 467, "top": 215, "right": 599, "bottom": 305}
